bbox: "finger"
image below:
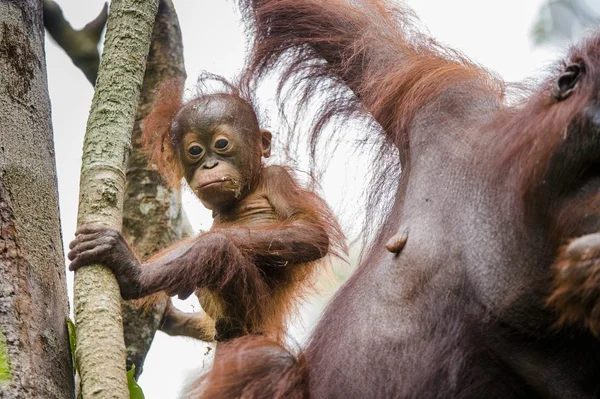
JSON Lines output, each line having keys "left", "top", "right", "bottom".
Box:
{"left": 68, "top": 244, "right": 112, "bottom": 271}
{"left": 75, "top": 225, "right": 103, "bottom": 235}
{"left": 68, "top": 236, "right": 114, "bottom": 260}
{"left": 71, "top": 229, "right": 125, "bottom": 254}
{"left": 75, "top": 225, "right": 112, "bottom": 236}
{"left": 69, "top": 231, "right": 109, "bottom": 249}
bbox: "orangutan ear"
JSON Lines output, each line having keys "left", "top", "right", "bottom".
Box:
{"left": 553, "top": 63, "right": 583, "bottom": 102}
{"left": 260, "top": 129, "right": 272, "bottom": 158}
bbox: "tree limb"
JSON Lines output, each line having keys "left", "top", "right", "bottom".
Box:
{"left": 43, "top": 0, "right": 107, "bottom": 85}
{"left": 73, "top": 0, "right": 159, "bottom": 396}
{"left": 121, "top": 0, "right": 215, "bottom": 379}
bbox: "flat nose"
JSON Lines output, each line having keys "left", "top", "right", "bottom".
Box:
{"left": 203, "top": 159, "right": 218, "bottom": 169}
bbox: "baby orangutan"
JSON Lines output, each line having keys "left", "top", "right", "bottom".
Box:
{"left": 68, "top": 77, "right": 345, "bottom": 342}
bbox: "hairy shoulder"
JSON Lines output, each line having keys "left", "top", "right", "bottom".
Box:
{"left": 262, "top": 165, "right": 303, "bottom": 191}
{"left": 261, "top": 165, "right": 312, "bottom": 219}
{"left": 263, "top": 164, "right": 295, "bottom": 181}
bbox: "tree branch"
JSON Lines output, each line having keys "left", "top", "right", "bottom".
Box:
{"left": 43, "top": 0, "right": 107, "bottom": 85}
{"left": 73, "top": 0, "right": 159, "bottom": 396}
{"left": 121, "top": 0, "right": 201, "bottom": 380}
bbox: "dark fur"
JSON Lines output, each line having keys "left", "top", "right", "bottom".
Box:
{"left": 196, "top": 0, "right": 600, "bottom": 398}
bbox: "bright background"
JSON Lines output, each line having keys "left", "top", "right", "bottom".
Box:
{"left": 44, "top": 0, "right": 575, "bottom": 397}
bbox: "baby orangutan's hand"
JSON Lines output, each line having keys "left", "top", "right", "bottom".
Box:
{"left": 68, "top": 225, "right": 144, "bottom": 300}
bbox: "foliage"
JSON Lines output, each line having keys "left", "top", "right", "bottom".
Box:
{"left": 127, "top": 366, "right": 145, "bottom": 399}
{"left": 0, "top": 331, "right": 10, "bottom": 384}
{"left": 67, "top": 318, "right": 79, "bottom": 374}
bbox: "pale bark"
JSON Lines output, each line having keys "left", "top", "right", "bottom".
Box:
{"left": 73, "top": 0, "right": 159, "bottom": 397}
{"left": 120, "top": 0, "right": 189, "bottom": 379}
{"left": 0, "top": 0, "right": 73, "bottom": 398}
{"left": 46, "top": 0, "right": 214, "bottom": 380}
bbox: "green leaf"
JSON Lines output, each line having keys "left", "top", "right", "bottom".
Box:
{"left": 66, "top": 318, "right": 79, "bottom": 374}
{"left": 127, "top": 365, "right": 145, "bottom": 399}
{"left": 0, "top": 330, "right": 11, "bottom": 384}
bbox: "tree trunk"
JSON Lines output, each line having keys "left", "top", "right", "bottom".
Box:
{"left": 43, "top": 0, "right": 211, "bottom": 381}
{"left": 0, "top": 1, "right": 73, "bottom": 398}
{"left": 121, "top": 0, "right": 189, "bottom": 379}
{"left": 72, "top": 0, "right": 158, "bottom": 397}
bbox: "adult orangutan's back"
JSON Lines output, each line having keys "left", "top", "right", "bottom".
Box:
{"left": 193, "top": 1, "right": 600, "bottom": 397}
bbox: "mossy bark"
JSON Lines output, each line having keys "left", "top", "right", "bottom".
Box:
{"left": 120, "top": 0, "right": 188, "bottom": 379}
{"left": 45, "top": 0, "right": 199, "bottom": 380}
{"left": 0, "top": 0, "right": 73, "bottom": 397}
{"left": 73, "top": 0, "right": 159, "bottom": 397}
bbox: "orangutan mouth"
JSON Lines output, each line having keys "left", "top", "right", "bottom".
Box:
{"left": 198, "top": 177, "right": 233, "bottom": 189}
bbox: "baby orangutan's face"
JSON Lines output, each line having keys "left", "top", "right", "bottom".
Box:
{"left": 172, "top": 97, "right": 271, "bottom": 211}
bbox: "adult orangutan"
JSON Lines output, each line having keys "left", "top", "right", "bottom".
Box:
{"left": 68, "top": 76, "right": 345, "bottom": 343}
{"left": 192, "top": 0, "right": 600, "bottom": 397}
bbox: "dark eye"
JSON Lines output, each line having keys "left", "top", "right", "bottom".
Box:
{"left": 215, "top": 139, "right": 229, "bottom": 149}
{"left": 188, "top": 145, "right": 203, "bottom": 156}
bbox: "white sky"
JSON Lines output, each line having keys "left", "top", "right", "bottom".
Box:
{"left": 45, "top": 0, "right": 567, "bottom": 397}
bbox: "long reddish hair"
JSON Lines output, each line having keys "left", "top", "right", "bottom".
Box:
{"left": 141, "top": 78, "right": 185, "bottom": 188}
{"left": 238, "top": 0, "right": 506, "bottom": 239}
